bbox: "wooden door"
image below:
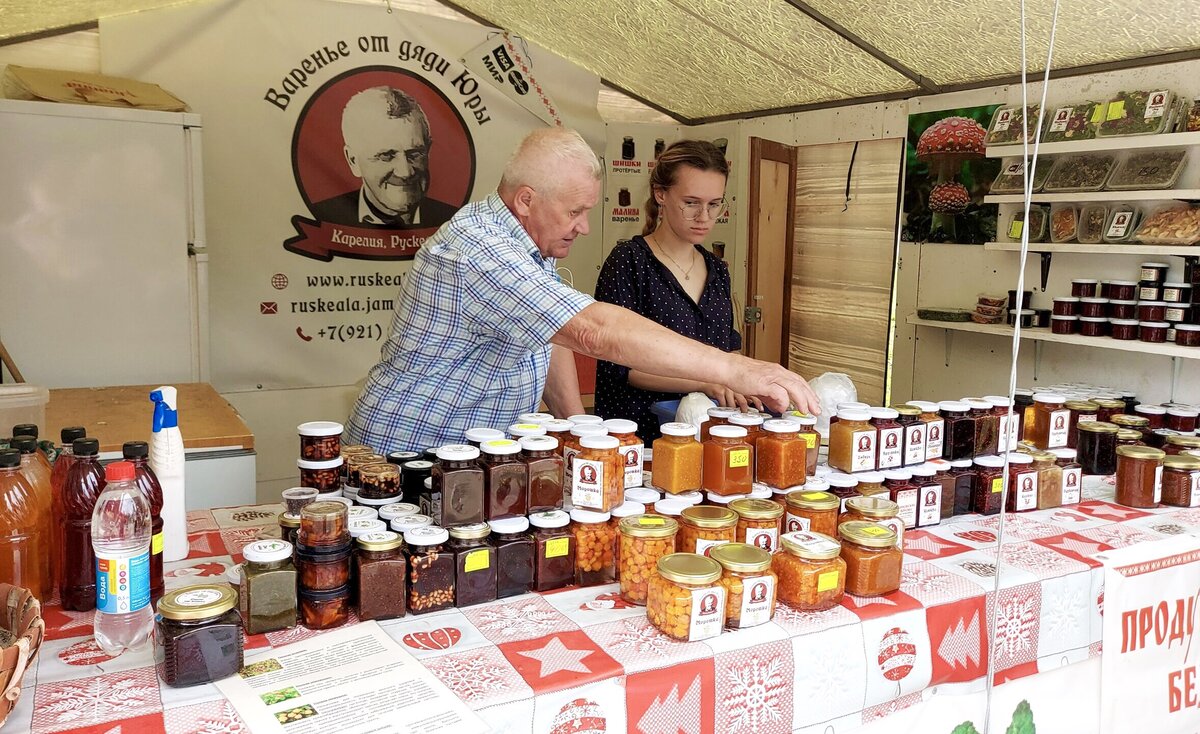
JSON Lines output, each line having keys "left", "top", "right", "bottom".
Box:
{"left": 790, "top": 139, "right": 904, "bottom": 406}
{"left": 746, "top": 138, "right": 798, "bottom": 364}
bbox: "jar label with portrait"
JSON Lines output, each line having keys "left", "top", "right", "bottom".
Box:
{"left": 688, "top": 586, "right": 727, "bottom": 641}
{"left": 894, "top": 488, "right": 919, "bottom": 529}
{"left": 904, "top": 424, "right": 926, "bottom": 466}
{"left": 877, "top": 517, "right": 905, "bottom": 548}
{"left": 1013, "top": 470, "right": 1039, "bottom": 511}
{"left": 851, "top": 430, "right": 876, "bottom": 473}
{"left": 695, "top": 537, "right": 729, "bottom": 556}
{"left": 1154, "top": 465, "right": 1164, "bottom": 504}
{"left": 620, "top": 443, "right": 644, "bottom": 489}
{"left": 738, "top": 575, "right": 775, "bottom": 627}
{"left": 925, "top": 419, "right": 946, "bottom": 460}
{"left": 997, "top": 415, "right": 1013, "bottom": 453}
{"left": 1048, "top": 410, "right": 1071, "bottom": 448}
{"left": 917, "top": 485, "right": 942, "bottom": 527}
{"left": 744, "top": 526, "right": 779, "bottom": 553}
{"left": 877, "top": 427, "right": 903, "bottom": 469}
{"left": 572, "top": 459, "right": 606, "bottom": 510}
{"left": 784, "top": 512, "right": 810, "bottom": 533}
{"left": 1061, "top": 467, "right": 1082, "bottom": 505}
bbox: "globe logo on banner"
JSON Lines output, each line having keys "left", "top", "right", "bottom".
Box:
{"left": 284, "top": 66, "right": 476, "bottom": 261}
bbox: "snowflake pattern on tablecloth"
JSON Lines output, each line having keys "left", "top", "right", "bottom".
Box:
{"left": 33, "top": 667, "right": 160, "bottom": 731}
{"left": 610, "top": 617, "right": 674, "bottom": 657}
{"left": 862, "top": 692, "right": 923, "bottom": 721}
{"left": 424, "top": 652, "right": 513, "bottom": 703}
{"left": 1041, "top": 583, "right": 1085, "bottom": 643}
{"left": 1081, "top": 524, "right": 1154, "bottom": 548}
{"left": 471, "top": 600, "right": 565, "bottom": 640}
{"left": 970, "top": 514, "right": 1060, "bottom": 540}
{"left": 163, "top": 698, "right": 247, "bottom": 734}
{"left": 1168, "top": 508, "right": 1200, "bottom": 526}
{"left": 724, "top": 655, "right": 787, "bottom": 732}
{"left": 1147, "top": 522, "right": 1188, "bottom": 536}
{"left": 990, "top": 542, "right": 1082, "bottom": 576}
{"left": 994, "top": 595, "right": 1038, "bottom": 660}
{"left": 902, "top": 564, "right": 952, "bottom": 594}
{"left": 771, "top": 602, "right": 858, "bottom": 637}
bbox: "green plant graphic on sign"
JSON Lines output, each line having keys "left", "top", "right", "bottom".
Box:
{"left": 950, "top": 699, "right": 1035, "bottom": 734}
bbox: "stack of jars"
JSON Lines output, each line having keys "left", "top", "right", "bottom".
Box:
{"left": 1053, "top": 266, "right": 1199, "bottom": 346}
{"left": 296, "top": 421, "right": 346, "bottom": 498}
{"left": 295, "top": 500, "right": 354, "bottom": 629}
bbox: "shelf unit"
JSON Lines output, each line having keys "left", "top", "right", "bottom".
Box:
{"left": 907, "top": 315, "right": 1197, "bottom": 398}
{"left": 985, "top": 190, "right": 1200, "bottom": 204}
{"left": 982, "top": 241, "right": 1200, "bottom": 256}
{"left": 985, "top": 130, "right": 1200, "bottom": 158}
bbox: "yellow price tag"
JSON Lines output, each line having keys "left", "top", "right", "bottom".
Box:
{"left": 1008, "top": 220, "right": 1024, "bottom": 239}
{"left": 1091, "top": 103, "right": 1107, "bottom": 123}
{"left": 545, "top": 537, "right": 571, "bottom": 558}
{"left": 640, "top": 516, "right": 665, "bottom": 526}
{"left": 1106, "top": 100, "right": 1125, "bottom": 120}
{"left": 464, "top": 549, "right": 491, "bottom": 572}
{"left": 861, "top": 525, "right": 889, "bottom": 537}
{"left": 729, "top": 449, "right": 750, "bottom": 468}
{"left": 991, "top": 478, "right": 1004, "bottom": 494}
{"left": 152, "top": 533, "right": 164, "bottom": 555}
{"left": 817, "top": 570, "right": 840, "bottom": 592}
{"left": 803, "top": 434, "right": 818, "bottom": 449}
{"left": 801, "top": 492, "right": 826, "bottom": 500}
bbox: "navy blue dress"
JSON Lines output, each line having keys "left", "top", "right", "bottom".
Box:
{"left": 594, "top": 236, "right": 742, "bottom": 442}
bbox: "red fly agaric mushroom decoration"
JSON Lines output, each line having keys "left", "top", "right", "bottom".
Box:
{"left": 916, "top": 116, "right": 987, "bottom": 238}
{"left": 928, "top": 181, "right": 971, "bottom": 214}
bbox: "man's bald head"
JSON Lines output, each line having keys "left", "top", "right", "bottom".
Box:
{"left": 498, "top": 128, "right": 601, "bottom": 200}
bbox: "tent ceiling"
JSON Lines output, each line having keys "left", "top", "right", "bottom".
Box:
{"left": 2, "top": 0, "right": 1198, "bottom": 122}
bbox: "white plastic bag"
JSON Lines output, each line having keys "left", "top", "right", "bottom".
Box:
{"left": 809, "top": 373, "right": 858, "bottom": 438}
{"left": 675, "top": 392, "right": 714, "bottom": 438}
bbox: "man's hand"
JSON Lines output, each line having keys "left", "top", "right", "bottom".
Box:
{"left": 719, "top": 355, "right": 821, "bottom": 416}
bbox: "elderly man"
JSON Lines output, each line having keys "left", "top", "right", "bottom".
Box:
{"left": 346, "top": 128, "right": 819, "bottom": 452}
{"left": 310, "top": 86, "right": 457, "bottom": 228}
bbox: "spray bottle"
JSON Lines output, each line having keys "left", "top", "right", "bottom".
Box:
{"left": 150, "top": 387, "right": 188, "bottom": 562}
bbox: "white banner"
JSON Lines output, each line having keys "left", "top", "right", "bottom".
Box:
{"left": 100, "top": 0, "right": 603, "bottom": 391}
{"left": 1100, "top": 534, "right": 1200, "bottom": 734}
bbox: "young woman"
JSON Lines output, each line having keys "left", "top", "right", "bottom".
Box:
{"left": 594, "top": 140, "right": 753, "bottom": 442}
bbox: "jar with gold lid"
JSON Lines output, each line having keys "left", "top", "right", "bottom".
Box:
{"left": 1077, "top": 421, "right": 1119, "bottom": 475}
{"left": 838, "top": 521, "right": 902, "bottom": 597}
{"left": 1064, "top": 401, "right": 1100, "bottom": 449}
{"left": 709, "top": 543, "right": 776, "bottom": 628}
{"left": 784, "top": 490, "right": 840, "bottom": 536}
{"left": 1161, "top": 455, "right": 1200, "bottom": 507}
{"left": 1165, "top": 434, "right": 1200, "bottom": 456}
{"left": 893, "top": 405, "right": 926, "bottom": 466}
{"left": 1031, "top": 452, "right": 1063, "bottom": 509}
{"left": 839, "top": 495, "right": 904, "bottom": 548}
{"left": 1115, "top": 445, "right": 1165, "bottom": 508}
{"left": 154, "top": 584, "right": 244, "bottom": 687}
{"left": 772, "top": 531, "right": 845, "bottom": 611}
{"left": 677, "top": 505, "right": 737, "bottom": 555}
{"left": 646, "top": 553, "right": 726, "bottom": 641}
{"left": 618, "top": 515, "right": 679, "bottom": 605}
{"left": 1117, "top": 429, "right": 1145, "bottom": 447}
{"left": 728, "top": 498, "right": 784, "bottom": 553}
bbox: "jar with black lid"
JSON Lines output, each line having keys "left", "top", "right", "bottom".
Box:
{"left": 155, "top": 584, "right": 244, "bottom": 687}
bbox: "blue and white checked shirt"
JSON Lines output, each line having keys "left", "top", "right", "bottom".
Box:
{"left": 345, "top": 192, "right": 594, "bottom": 453}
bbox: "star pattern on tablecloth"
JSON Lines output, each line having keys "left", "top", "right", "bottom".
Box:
{"left": 516, "top": 636, "right": 594, "bottom": 677}
{"left": 1078, "top": 502, "right": 1146, "bottom": 521}
{"left": 844, "top": 593, "right": 898, "bottom": 608}
{"left": 1042, "top": 536, "right": 1109, "bottom": 559}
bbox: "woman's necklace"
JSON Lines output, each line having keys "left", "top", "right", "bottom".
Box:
{"left": 649, "top": 233, "right": 697, "bottom": 281}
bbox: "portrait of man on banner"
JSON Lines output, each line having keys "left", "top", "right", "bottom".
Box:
{"left": 310, "top": 86, "right": 457, "bottom": 229}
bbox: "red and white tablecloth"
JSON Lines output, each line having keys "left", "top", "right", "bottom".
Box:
{"left": 6, "top": 477, "right": 1198, "bottom": 734}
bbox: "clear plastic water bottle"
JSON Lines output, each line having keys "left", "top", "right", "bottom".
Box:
{"left": 92, "top": 461, "right": 153, "bottom": 655}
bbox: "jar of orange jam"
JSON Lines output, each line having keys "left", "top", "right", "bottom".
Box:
{"left": 677, "top": 505, "right": 737, "bottom": 554}
{"left": 839, "top": 495, "right": 904, "bottom": 548}
{"left": 703, "top": 425, "right": 754, "bottom": 496}
{"left": 838, "top": 521, "right": 902, "bottom": 596}
{"left": 787, "top": 415, "right": 821, "bottom": 476}
{"left": 784, "top": 490, "right": 840, "bottom": 536}
{"left": 729, "top": 498, "right": 784, "bottom": 553}
{"left": 646, "top": 553, "right": 726, "bottom": 641}
{"left": 772, "top": 530, "right": 845, "bottom": 611}
{"left": 608, "top": 500, "right": 645, "bottom": 577}
{"left": 729, "top": 413, "right": 764, "bottom": 448}
{"left": 651, "top": 422, "right": 703, "bottom": 495}
{"left": 700, "top": 407, "right": 737, "bottom": 442}
{"left": 570, "top": 435, "right": 622, "bottom": 512}
{"left": 562, "top": 424, "right": 607, "bottom": 493}
{"left": 756, "top": 419, "right": 807, "bottom": 489}
{"left": 829, "top": 408, "right": 877, "bottom": 473}
{"left": 618, "top": 515, "right": 679, "bottom": 605}
{"left": 602, "top": 419, "right": 644, "bottom": 490}
{"left": 709, "top": 543, "right": 776, "bottom": 629}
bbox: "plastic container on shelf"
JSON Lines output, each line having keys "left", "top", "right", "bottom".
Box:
{"left": 1043, "top": 153, "right": 1117, "bottom": 193}
{"left": 1006, "top": 206, "right": 1049, "bottom": 242}
{"left": 1050, "top": 204, "right": 1079, "bottom": 243}
{"left": 0, "top": 385, "right": 48, "bottom": 436}
{"left": 1077, "top": 204, "right": 1110, "bottom": 244}
{"left": 1097, "top": 89, "right": 1177, "bottom": 137}
{"left": 1133, "top": 204, "right": 1200, "bottom": 246}
{"left": 985, "top": 105, "right": 1042, "bottom": 145}
{"left": 989, "top": 158, "right": 1052, "bottom": 194}
{"left": 1102, "top": 204, "right": 1143, "bottom": 244}
{"left": 1106, "top": 148, "right": 1189, "bottom": 190}
{"left": 1041, "top": 100, "right": 1107, "bottom": 142}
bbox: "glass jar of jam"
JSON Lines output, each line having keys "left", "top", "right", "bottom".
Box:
{"left": 1007, "top": 453, "right": 1039, "bottom": 512}
{"left": 296, "top": 540, "right": 351, "bottom": 592}
{"left": 405, "top": 525, "right": 455, "bottom": 615}
{"left": 774, "top": 529, "right": 847, "bottom": 612}
{"left": 299, "top": 585, "right": 350, "bottom": 630}
{"left": 756, "top": 420, "right": 807, "bottom": 488}
{"left": 926, "top": 461, "right": 956, "bottom": 518}
{"left": 729, "top": 413, "right": 764, "bottom": 449}
{"left": 542, "top": 419, "right": 575, "bottom": 451}
{"left": 652, "top": 422, "right": 703, "bottom": 495}
{"left": 1117, "top": 429, "right": 1145, "bottom": 448}
{"left": 518, "top": 412, "right": 555, "bottom": 425}
{"left": 982, "top": 396, "right": 1018, "bottom": 453}
{"left": 829, "top": 409, "right": 876, "bottom": 473}
{"left": 401, "top": 460, "right": 434, "bottom": 506}
{"left": 971, "top": 455, "right": 1005, "bottom": 514}
{"left": 947, "top": 459, "right": 975, "bottom": 516}
{"left": 1064, "top": 401, "right": 1099, "bottom": 449}
{"left": 1115, "top": 445, "right": 1166, "bottom": 508}
{"left": 646, "top": 553, "right": 726, "bottom": 642}
{"left": 703, "top": 425, "right": 754, "bottom": 496}
{"left": 1113, "top": 415, "right": 1152, "bottom": 444}
{"left": 1110, "top": 319, "right": 1139, "bottom": 340}
{"left": 480, "top": 439, "right": 528, "bottom": 520}
{"left": 910, "top": 463, "right": 943, "bottom": 527}
{"left": 868, "top": 408, "right": 903, "bottom": 470}
{"left": 155, "top": 585, "right": 244, "bottom": 687}
{"left": 826, "top": 473, "right": 860, "bottom": 510}
{"left": 1048, "top": 448, "right": 1083, "bottom": 504}
{"left": 701, "top": 407, "right": 738, "bottom": 442}
{"left": 1077, "top": 421, "right": 1119, "bottom": 475}
{"left": 678, "top": 505, "right": 737, "bottom": 554}
{"left": 938, "top": 401, "right": 975, "bottom": 460}
{"left": 892, "top": 405, "right": 926, "bottom": 467}
{"left": 278, "top": 511, "right": 300, "bottom": 548}
{"left": 609, "top": 500, "right": 646, "bottom": 577}
{"left": 571, "top": 435, "right": 623, "bottom": 512}
{"left": 1029, "top": 393, "right": 1071, "bottom": 450}
{"left": 1134, "top": 404, "right": 1167, "bottom": 430}
{"left": 1161, "top": 455, "right": 1200, "bottom": 507}
{"left": 964, "top": 399, "right": 999, "bottom": 457}
{"left": 489, "top": 516, "right": 534, "bottom": 598}
{"left": 390, "top": 512, "right": 433, "bottom": 535}
{"left": 1175, "top": 325, "right": 1200, "bottom": 346}
{"left": 784, "top": 490, "right": 839, "bottom": 536}
{"left": 520, "top": 436, "right": 564, "bottom": 512}
{"left": 465, "top": 427, "right": 504, "bottom": 448}
{"left": 1013, "top": 389, "right": 1035, "bottom": 441}
{"left": 570, "top": 508, "right": 616, "bottom": 586}
{"left": 298, "top": 457, "right": 343, "bottom": 493}
{"left": 838, "top": 521, "right": 902, "bottom": 597}
{"left": 429, "top": 445, "right": 484, "bottom": 527}
{"left": 709, "top": 543, "right": 776, "bottom": 628}
{"left": 729, "top": 498, "right": 784, "bottom": 552}
{"left": 238, "top": 540, "right": 297, "bottom": 635}
{"left": 1166, "top": 407, "right": 1200, "bottom": 434}
{"left": 563, "top": 424, "right": 608, "bottom": 493}
{"left": 448, "top": 523, "right": 497, "bottom": 607}
{"left": 789, "top": 415, "right": 821, "bottom": 476}
{"left": 358, "top": 462, "right": 400, "bottom": 501}
{"left": 340, "top": 445, "right": 372, "bottom": 477}
{"left": 603, "top": 419, "right": 644, "bottom": 489}
{"left": 530, "top": 510, "right": 575, "bottom": 591}
{"left": 854, "top": 471, "right": 886, "bottom": 496}
{"left": 345, "top": 452, "right": 385, "bottom": 490}
{"left": 1031, "top": 452, "right": 1063, "bottom": 510}
{"left": 298, "top": 501, "right": 349, "bottom": 548}
{"left": 839, "top": 495, "right": 904, "bottom": 548}
{"left": 385, "top": 450, "right": 420, "bottom": 470}
{"left": 1052, "top": 315, "right": 1079, "bottom": 334}
{"left": 1146, "top": 428, "right": 1182, "bottom": 450}
{"left": 881, "top": 469, "right": 917, "bottom": 528}
{"left": 618, "top": 514, "right": 679, "bottom": 605}
{"left": 1091, "top": 399, "right": 1125, "bottom": 423}
{"left": 355, "top": 531, "right": 406, "bottom": 621}
{"left": 281, "top": 487, "right": 319, "bottom": 515}
{"left": 1072, "top": 279, "right": 1098, "bottom": 297}
{"left": 1166, "top": 435, "right": 1200, "bottom": 455}
{"left": 508, "top": 423, "right": 546, "bottom": 440}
